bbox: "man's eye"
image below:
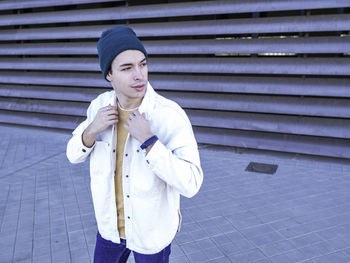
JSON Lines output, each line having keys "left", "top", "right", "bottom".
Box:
{"left": 122, "top": 67, "right": 131, "bottom": 71}
{"left": 141, "top": 62, "right": 147, "bottom": 67}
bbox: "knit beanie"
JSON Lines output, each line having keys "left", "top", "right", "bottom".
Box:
{"left": 97, "top": 26, "right": 148, "bottom": 81}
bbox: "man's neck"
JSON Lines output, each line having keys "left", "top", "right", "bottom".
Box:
{"left": 117, "top": 97, "right": 142, "bottom": 110}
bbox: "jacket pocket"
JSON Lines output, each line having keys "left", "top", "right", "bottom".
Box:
{"left": 90, "top": 141, "right": 112, "bottom": 181}
{"left": 132, "top": 158, "right": 166, "bottom": 198}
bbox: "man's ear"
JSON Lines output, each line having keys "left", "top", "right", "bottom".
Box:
{"left": 106, "top": 72, "right": 112, "bottom": 82}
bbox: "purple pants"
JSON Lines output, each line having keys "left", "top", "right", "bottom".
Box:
{"left": 93, "top": 232, "right": 171, "bottom": 263}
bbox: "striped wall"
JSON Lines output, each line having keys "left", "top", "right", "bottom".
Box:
{"left": 0, "top": 0, "right": 349, "bottom": 158}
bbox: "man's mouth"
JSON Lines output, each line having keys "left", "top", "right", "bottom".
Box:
{"left": 132, "top": 83, "right": 146, "bottom": 91}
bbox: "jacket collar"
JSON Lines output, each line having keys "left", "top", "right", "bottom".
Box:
{"left": 108, "top": 81, "right": 155, "bottom": 119}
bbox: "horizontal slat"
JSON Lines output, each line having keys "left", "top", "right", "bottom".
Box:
{"left": 0, "top": 0, "right": 121, "bottom": 11}
{"left": 150, "top": 75, "right": 350, "bottom": 97}
{"left": 2, "top": 90, "right": 349, "bottom": 119}
{"left": 1, "top": 0, "right": 349, "bottom": 12}
{"left": 0, "top": 110, "right": 83, "bottom": 130}
{"left": 1, "top": 0, "right": 349, "bottom": 26}
{"left": 187, "top": 109, "right": 350, "bottom": 139}
{"left": 0, "top": 71, "right": 108, "bottom": 88}
{"left": 135, "top": 14, "right": 349, "bottom": 36}
{"left": 161, "top": 91, "right": 350, "bottom": 118}
{"left": 0, "top": 57, "right": 349, "bottom": 76}
{"left": 0, "top": 84, "right": 104, "bottom": 101}
{"left": 150, "top": 57, "right": 350, "bottom": 76}
{"left": 0, "top": 57, "right": 98, "bottom": 71}
{"left": 1, "top": 97, "right": 349, "bottom": 139}
{"left": 1, "top": 14, "right": 349, "bottom": 41}
{"left": 1, "top": 36, "right": 349, "bottom": 55}
{"left": 194, "top": 126, "right": 350, "bottom": 159}
{"left": 0, "top": 97, "right": 87, "bottom": 116}
{"left": 1, "top": 72, "right": 350, "bottom": 98}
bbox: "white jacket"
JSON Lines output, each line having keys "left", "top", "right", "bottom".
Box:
{"left": 66, "top": 82, "right": 203, "bottom": 254}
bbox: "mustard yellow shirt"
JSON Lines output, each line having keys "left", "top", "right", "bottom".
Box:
{"left": 115, "top": 105, "right": 133, "bottom": 238}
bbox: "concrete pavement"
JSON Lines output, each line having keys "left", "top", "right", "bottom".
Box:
{"left": 1, "top": 123, "right": 350, "bottom": 263}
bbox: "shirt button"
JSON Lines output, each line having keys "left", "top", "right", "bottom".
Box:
{"left": 146, "top": 160, "right": 150, "bottom": 164}
{"left": 127, "top": 195, "right": 130, "bottom": 198}
{"left": 126, "top": 175, "right": 129, "bottom": 178}
{"left": 82, "top": 149, "right": 86, "bottom": 153}
{"left": 128, "top": 216, "right": 130, "bottom": 219}
{"left": 113, "top": 149, "right": 116, "bottom": 153}
{"left": 125, "top": 153, "right": 128, "bottom": 157}
{"left": 137, "top": 149, "right": 140, "bottom": 153}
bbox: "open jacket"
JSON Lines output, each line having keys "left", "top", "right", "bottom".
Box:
{"left": 66, "top": 82, "right": 203, "bottom": 254}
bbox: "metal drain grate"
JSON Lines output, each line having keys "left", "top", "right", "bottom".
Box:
{"left": 245, "top": 162, "right": 278, "bottom": 175}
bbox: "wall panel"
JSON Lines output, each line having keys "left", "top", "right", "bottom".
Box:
{"left": 0, "top": 0, "right": 349, "bottom": 158}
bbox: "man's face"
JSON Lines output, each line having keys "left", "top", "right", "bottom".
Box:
{"left": 106, "top": 49, "right": 148, "bottom": 105}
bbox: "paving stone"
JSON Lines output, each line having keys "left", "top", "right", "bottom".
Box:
{"left": 180, "top": 241, "right": 202, "bottom": 255}
{"left": 186, "top": 250, "right": 212, "bottom": 263}
{"left": 227, "top": 248, "right": 267, "bottom": 262}
{"left": 241, "top": 224, "right": 276, "bottom": 239}
{"left": 85, "top": 228, "right": 98, "bottom": 247}
{"left": 32, "top": 240, "right": 51, "bottom": 259}
{"left": 247, "top": 231, "right": 285, "bottom": 247}
{"left": 202, "top": 246, "right": 224, "bottom": 260}
{"left": 297, "top": 241, "right": 335, "bottom": 259}
{"left": 259, "top": 239, "right": 296, "bottom": 257}
{"left": 168, "top": 243, "right": 185, "bottom": 258}
{"left": 198, "top": 216, "right": 236, "bottom": 237}
{"left": 175, "top": 230, "right": 194, "bottom": 245}
{"left": 51, "top": 234, "right": 69, "bottom": 252}
{"left": 0, "top": 252, "right": 13, "bottom": 263}
{"left": 13, "top": 244, "right": 32, "bottom": 263}
{"left": 313, "top": 251, "right": 350, "bottom": 263}
{"left": 269, "top": 253, "right": 295, "bottom": 263}
{"left": 207, "top": 257, "right": 231, "bottom": 263}
{"left": 218, "top": 242, "right": 242, "bottom": 256}
{"left": 51, "top": 249, "right": 71, "bottom": 263}
{"left": 170, "top": 255, "right": 191, "bottom": 263}
{"left": 289, "top": 233, "right": 324, "bottom": 249}
{"left": 68, "top": 230, "right": 87, "bottom": 250}
{"left": 195, "top": 238, "right": 217, "bottom": 250}
{"left": 32, "top": 254, "right": 52, "bottom": 263}
{"left": 315, "top": 227, "right": 340, "bottom": 240}
{"left": 254, "top": 259, "right": 273, "bottom": 263}
{"left": 71, "top": 247, "right": 91, "bottom": 263}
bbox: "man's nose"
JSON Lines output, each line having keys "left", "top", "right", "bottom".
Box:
{"left": 133, "top": 67, "right": 143, "bottom": 80}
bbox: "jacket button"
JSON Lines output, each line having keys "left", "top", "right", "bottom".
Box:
{"left": 82, "top": 149, "right": 86, "bottom": 153}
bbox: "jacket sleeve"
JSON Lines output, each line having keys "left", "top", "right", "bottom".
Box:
{"left": 144, "top": 112, "right": 203, "bottom": 198}
{"left": 66, "top": 103, "right": 96, "bottom": 164}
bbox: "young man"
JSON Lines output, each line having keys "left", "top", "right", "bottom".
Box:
{"left": 66, "top": 26, "right": 203, "bottom": 263}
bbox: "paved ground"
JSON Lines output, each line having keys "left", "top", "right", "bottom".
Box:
{"left": 1, "top": 123, "right": 350, "bottom": 263}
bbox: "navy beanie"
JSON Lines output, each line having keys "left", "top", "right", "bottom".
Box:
{"left": 97, "top": 26, "right": 148, "bottom": 81}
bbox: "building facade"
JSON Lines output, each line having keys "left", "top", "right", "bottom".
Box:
{"left": 0, "top": 0, "right": 349, "bottom": 158}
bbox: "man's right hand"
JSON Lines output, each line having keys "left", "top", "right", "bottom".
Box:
{"left": 82, "top": 104, "right": 118, "bottom": 148}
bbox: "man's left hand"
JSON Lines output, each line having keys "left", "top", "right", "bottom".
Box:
{"left": 124, "top": 110, "right": 153, "bottom": 143}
